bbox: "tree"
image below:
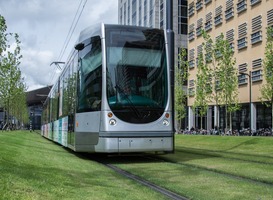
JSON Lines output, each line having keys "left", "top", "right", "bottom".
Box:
{"left": 193, "top": 50, "right": 212, "bottom": 130}
{"left": 215, "top": 34, "right": 239, "bottom": 134}
{"left": 0, "top": 15, "right": 27, "bottom": 130}
{"left": 201, "top": 31, "right": 238, "bottom": 133}
{"left": 202, "top": 31, "right": 221, "bottom": 130}
{"left": 175, "top": 48, "right": 188, "bottom": 132}
{"left": 260, "top": 26, "right": 273, "bottom": 132}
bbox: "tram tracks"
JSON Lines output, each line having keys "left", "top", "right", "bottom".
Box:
{"left": 86, "top": 152, "right": 273, "bottom": 200}
{"left": 88, "top": 154, "right": 189, "bottom": 200}
{"left": 143, "top": 154, "right": 273, "bottom": 187}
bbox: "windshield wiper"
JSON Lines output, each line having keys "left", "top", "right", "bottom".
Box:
{"left": 115, "top": 85, "right": 143, "bottom": 119}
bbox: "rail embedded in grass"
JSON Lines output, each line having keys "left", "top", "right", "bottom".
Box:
{"left": 0, "top": 131, "right": 168, "bottom": 200}
{"left": 109, "top": 136, "right": 273, "bottom": 200}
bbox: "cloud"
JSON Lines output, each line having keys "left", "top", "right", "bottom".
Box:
{"left": 1, "top": 0, "right": 118, "bottom": 91}
{"left": 20, "top": 48, "right": 57, "bottom": 89}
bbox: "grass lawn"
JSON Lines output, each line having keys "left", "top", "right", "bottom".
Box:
{"left": 0, "top": 131, "right": 166, "bottom": 200}
{"left": 113, "top": 135, "right": 273, "bottom": 200}
{"left": 2, "top": 131, "right": 273, "bottom": 200}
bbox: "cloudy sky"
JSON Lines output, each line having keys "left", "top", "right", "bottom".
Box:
{"left": 0, "top": 0, "right": 118, "bottom": 91}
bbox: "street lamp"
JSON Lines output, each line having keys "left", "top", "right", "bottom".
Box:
{"left": 239, "top": 70, "right": 252, "bottom": 135}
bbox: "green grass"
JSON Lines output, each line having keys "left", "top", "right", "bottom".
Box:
{"left": 113, "top": 135, "right": 273, "bottom": 200}
{"left": 2, "top": 132, "right": 273, "bottom": 200}
{"left": 0, "top": 131, "right": 167, "bottom": 200}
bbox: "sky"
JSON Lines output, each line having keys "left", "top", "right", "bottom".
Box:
{"left": 0, "top": 0, "right": 118, "bottom": 91}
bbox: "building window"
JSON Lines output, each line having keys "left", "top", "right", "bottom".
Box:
{"left": 238, "top": 22, "right": 247, "bottom": 50}
{"left": 178, "top": 0, "right": 188, "bottom": 34}
{"left": 214, "top": 6, "right": 223, "bottom": 27}
{"left": 267, "top": 9, "right": 273, "bottom": 26}
{"left": 196, "top": 45, "right": 203, "bottom": 66}
{"left": 250, "top": 0, "right": 261, "bottom": 6}
{"left": 214, "top": 15, "right": 222, "bottom": 26}
{"left": 237, "top": 0, "right": 247, "bottom": 14}
{"left": 189, "top": 79, "right": 195, "bottom": 87}
{"left": 139, "top": 1, "right": 142, "bottom": 26}
{"left": 252, "top": 58, "right": 262, "bottom": 69}
{"left": 204, "top": 21, "right": 212, "bottom": 32}
{"left": 196, "top": 18, "right": 203, "bottom": 37}
{"left": 196, "top": 0, "right": 203, "bottom": 11}
{"left": 229, "top": 43, "right": 235, "bottom": 51}
{"left": 238, "top": 63, "right": 248, "bottom": 72}
{"left": 252, "top": 70, "right": 263, "bottom": 82}
{"left": 189, "top": 48, "right": 195, "bottom": 68}
{"left": 188, "top": 87, "right": 195, "bottom": 97}
{"left": 204, "top": 0, "right": 212, "bottom": 5}
{"left": 196, "top": 26, "right": 202, "bottom": 37}
{"left": 251, "top": 31, "right": 262, "bottom": 44}
{"left": 226, "top": 29, "right": 235, "bottom": 51}
{"left": 132, "top": 0, "right": 137, "bottom": 25}
{"left": 188, "top": 79, "right": 195, "bottom": 97}
{"left": 124, "top": 2, "right": 127, "bottom": 25}
{"left": 237, "top": 37, "right": 248, "bottom": 50}
{"left": 188, "top": 23, "right": 195, "bottom": 41}
{"left": 205, "top": 42, "right": 212, "bottom": 63}
{"left": 188, "top": 2, "right": 195, "bottom": 17}
{"left": 189, "top": 31, "right": 195, "bottom": 41}
{"left": 238, "top": 74, "right": 248, "bottom": 85}
{"left": 148, "top": 0, "right": 154, "bottom": 27}
{"left": 252, "top": 15, "right": 262, "bottom": 32}
{"left": 120, "top": 7, "right": 123, "bottom": 24}
{"left": 128, "top": 0, "right": 131, "bottom": 24}
{"left": 225, "top": 8, "right": 234, "bottom": 21}
{"left": 189, "top": 60, "right": 195, "bottom": 68}
{"left": 205, "top": 12, "right": 212, "bottom": 32}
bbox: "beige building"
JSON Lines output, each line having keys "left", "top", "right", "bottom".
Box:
{"left": 187, "top": 0, "right": 273, "bottom": 131}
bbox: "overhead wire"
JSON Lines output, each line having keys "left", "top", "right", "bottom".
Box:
{"left": 49, "top": 0, "right": 88, "bottom": 85}
{"left": 58, "top": 0, "right": 87, "bottom": 60}
{"left": 57, "top": 0, "right": 84, "bottom": 61}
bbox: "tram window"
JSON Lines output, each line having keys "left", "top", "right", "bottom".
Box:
{"left": 51, "top": 84, "right": 59, "bottom": 121}
{"left": 77, "top": 36, "right": 102, "bottom": 112}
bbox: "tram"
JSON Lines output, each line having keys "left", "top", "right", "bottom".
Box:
{"left": 41, "top": 23, "right": 174, "bottom": 153}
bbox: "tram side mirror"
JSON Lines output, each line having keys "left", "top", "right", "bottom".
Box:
{"left": 74, "top": 43, "right": 85, "bottom": 51}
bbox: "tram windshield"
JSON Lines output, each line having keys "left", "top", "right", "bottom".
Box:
{"left": 105, "top": 26, "right": 168, "bottom": 123}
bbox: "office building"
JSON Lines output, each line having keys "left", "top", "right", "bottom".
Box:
{"left": 187, "top": 0, "right": 273, "bottom": 131}
{"left": 118, "top": 0, "right": 188, "bottom": 67}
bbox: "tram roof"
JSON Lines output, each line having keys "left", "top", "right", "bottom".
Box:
{"left": 77, "top": 23, "right": 155, "bottom": 43}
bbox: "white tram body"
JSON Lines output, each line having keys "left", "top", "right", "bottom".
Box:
{"left": 41, "top": 24, "right": 174, "bottom": 153}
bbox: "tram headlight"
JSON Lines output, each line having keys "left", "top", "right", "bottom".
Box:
{"left": 109, "top": 119, "right": 117, "bottom": 126}
{"left": 163, "top": 119, "right": 169, "bottom": 126}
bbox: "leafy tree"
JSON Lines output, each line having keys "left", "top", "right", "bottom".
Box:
{"left": 201, "top": 31, "right": 238, "bottom": 133}
{"left": 215, "top": 34, "right": 239, "bottom": 133}
{"left": 260, "top": 26, "right": 273, "bottom": 132}
{"left": 193, "top": 50, "right": 212, "bottom": 130}
{"left": 175, "top": 48, "right": 188, "bottom": 132}
{"left": 0, "top": 15, "right": 27, "bottom": 130}
{"left": 202, "top": 31, "right": 221, "bottom": 130}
